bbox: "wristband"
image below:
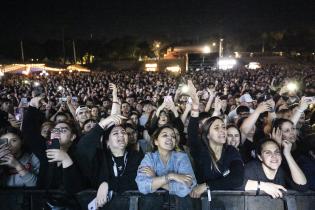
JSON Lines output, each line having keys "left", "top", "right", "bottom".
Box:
{"left": 256, "top": 181, "right": 261, "bottom": 196}
{"left": 112, "top": 101, "right": 120, "bottom": 105}
{"left": 191, "top": 108, "right": 199, "bottom": 112}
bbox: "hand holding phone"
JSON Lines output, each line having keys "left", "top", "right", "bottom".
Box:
{"left": 47, "top": 128, "right": 61, "bottom": 150}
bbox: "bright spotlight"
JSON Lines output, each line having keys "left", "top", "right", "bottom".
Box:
{"left": 246, "top": 62, "right": 261, "bottom": 70}
{"left": 218, "top": 58, "right": 237, "bottom": 70}
{"left": 287, "top": 82, "right": 298, "bottom": 92}
{"left": 181, "top": 85, "right": 189, "bottom": 93}
{"left": 166, "top": 66, "right": 181, "bottom": 73}
{"left": 34, "top": 82, "right": 40, "bottom": 87}
{"left": 203, "top": 46, "right": 211, "bottom": 54}
{"left": 57, "top": 86, "right": 64, "bottom": 91}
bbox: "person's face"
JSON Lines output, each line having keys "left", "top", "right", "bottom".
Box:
{"left": 91, "top": 107, "right": 99, "bottom": 117}
{"left": 1, "top": 133, "right": 22, "bottom": 157}
{"left": 199, "top": 103, "right": 206, "bottom": 112}
{"left": 154, "top": 127, "right": 176, "bottom": 151}
{"left": 143, "top": 104, "right": 152, "bottom": 114}
{"left": 227, "top": 127, "right": 240, "bottom": 148}
{"left": 281, "top": 122, "right": 296, "bottom": 143}
{"left": 126, "top": 127, "right": 138, "bottom": 144}
{"left": 54, "top": 123, "right": 76, "bottom": 148}
{"left": 126, "top": 97, "right": 135, "bottom": 106}
{"left": 76, "top": 109, "right": 91, "bottom": 124}
{"left": 41, "top": 124, "right": 53, "bottom": 139}
{"left": 130, "top": 114, "right": 138, "bottom": 125}
{"left": 108, "top": 126, "right": 128, "bottom": 151}
{"left": 207, "top": 119, "right": 226, "bottom": 145}
{"left": 121, "top": 103, "right": 130, "bottom": 113}
{"left": 56, "top": 114, "right": 68, "bottom": 123}
{"left": 158, "top": 112, "right": 168, "bottom": 126}
{"left": 259, "top": 142, "right": 282, "bottom": 170}
{"left": 221, "top": 100, "right": 227, "bottom": 111}
{"left": 83, "top": 121, "right": 96, "bottom": 134}
{"left": 103, "top": 100, "right": 110, "bottom": 108}
{"left": 1, "top": 102, "right": 11, "bottom": 112}
{"left": 86, "top": 100, "right": 93, "bottom": 108}
{"left": 136, "top": 104, "right": 143, "bottom": 114}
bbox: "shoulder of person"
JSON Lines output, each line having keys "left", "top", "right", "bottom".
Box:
{"left": 224, "top": 144, "right": 241, "bottom": 154}
{"left": 224, "top": 144, "right": 243, "bottom": 161}
{"left": 244, "top": 160, "right": 260, "bottom": 170}
{"left": 172, "top": 151, "right": 189, "bottom": 159}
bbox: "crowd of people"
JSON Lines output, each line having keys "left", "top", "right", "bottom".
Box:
{"left": 0, "top": 63, "right": 315, "bottom": 210}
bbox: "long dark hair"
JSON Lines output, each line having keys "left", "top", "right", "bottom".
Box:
{"left": 256, "top": 138, "right": 280, "bottom": 157}
{"left": 201, "top": 116, "right": 224, "bottom": 172}
{"left": 272, "top": 118, "right": 293, "bottom": 131}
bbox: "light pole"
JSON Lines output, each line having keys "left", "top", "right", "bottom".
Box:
{"left": 219, "top": 39, "right": 223, "bottom": 58}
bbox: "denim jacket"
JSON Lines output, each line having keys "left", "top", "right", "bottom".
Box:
{"left": 136, "top": 151, "right": 197, "bottom": 197}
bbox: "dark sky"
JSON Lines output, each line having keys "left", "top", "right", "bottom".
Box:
{"left": 1, "top": 0, "right": 314, "bottom": 42}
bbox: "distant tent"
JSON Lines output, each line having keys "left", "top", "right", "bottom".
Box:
{"left": 66, "top": 64, "right": 90, "bottom": 72}
{"left": 1, "top": 64, "right": 66, "bottom": 74}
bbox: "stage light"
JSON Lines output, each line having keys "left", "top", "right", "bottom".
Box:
{"left": 218, "top": 58, "right": 236, "bottom": 70}
{"left": 203, "top": 46, "right": 211, "bottom": 54}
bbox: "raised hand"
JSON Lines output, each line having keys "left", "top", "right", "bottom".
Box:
{"left": 256, "top": 102, "right": 272, "bottom": 114}
{"left": 99, "top": 114, "right": 127, "bottom": 129}
{"left": 109, "top": 83, "right": 118, "bottom": 96}
{"left": 0, "top": 153, "right": 19, "bottom": 168}
{"left": 46, "top": 149, "right": 70, "bottom": 163}
{"left": 282, "top": 140, "right": 292, "bottom": 156}
{"left": 271, "top": 128, "right": 282, "bottom": 146}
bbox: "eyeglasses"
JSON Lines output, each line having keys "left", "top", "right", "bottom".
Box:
{"left": 52, "top": 127, "right": 70, "bottom": 134}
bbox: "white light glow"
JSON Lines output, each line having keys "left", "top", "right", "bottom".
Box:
{"left": 203, "top": 46, "right": 211, "bottom": 54}
{"left": 218, "top": 58, "right": 237, "bottom": 70}
{"left": 57, "top": 86, "right": 63, "bottom": 91}
{"left": 246, "top": 62, "right": 261, "bottom": 70}
{"left": 145, "top": 63, "right": 157, "bottom": 68}
{"left": 181, "top": 85, "right": 189, "bottom": 93}
{"left": 166, "top": 66, "right": 181, "bottom": 73}
{"left": 287, "top": 82, "right": 298, "bottom": 92}
{"left": 34, "top": 82, "right": 40, "bottom": 87}
{"left": 145, "top": 63, "right": 158, "bottom": 72}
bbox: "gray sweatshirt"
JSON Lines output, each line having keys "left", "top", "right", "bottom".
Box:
{"left": 2, "top": 153, "right": 40, "bottom": 187}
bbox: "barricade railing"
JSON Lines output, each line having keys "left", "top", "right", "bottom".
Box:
{"left": 1, "top": 189, "right": 315, "bottom": 210}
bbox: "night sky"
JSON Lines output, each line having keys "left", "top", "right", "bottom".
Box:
{"left": 0, "top": 0, "right": 314, "bottom": 42}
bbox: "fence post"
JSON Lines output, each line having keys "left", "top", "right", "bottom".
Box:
{"left": 284, "top": 195, "right": 297, "bottom": 210}
{"left": 201, "top": 197, "right": 210, "bottom": 210}
{"left": 129, "top": 195, "right": 139, "bottom": 210}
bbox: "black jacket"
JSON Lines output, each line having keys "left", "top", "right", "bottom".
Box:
{"left": 22, "top": 106, "right": 85, "bottom": 193}
{"left": 76, "top": 124, "right": 143, "bottom": 193}
{"left": 188, "top": 116, "right": 244, "bottom": 190}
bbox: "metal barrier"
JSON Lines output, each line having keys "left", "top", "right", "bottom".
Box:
{"left": 1, "top": 189, "right": 315, "bottom": 210}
